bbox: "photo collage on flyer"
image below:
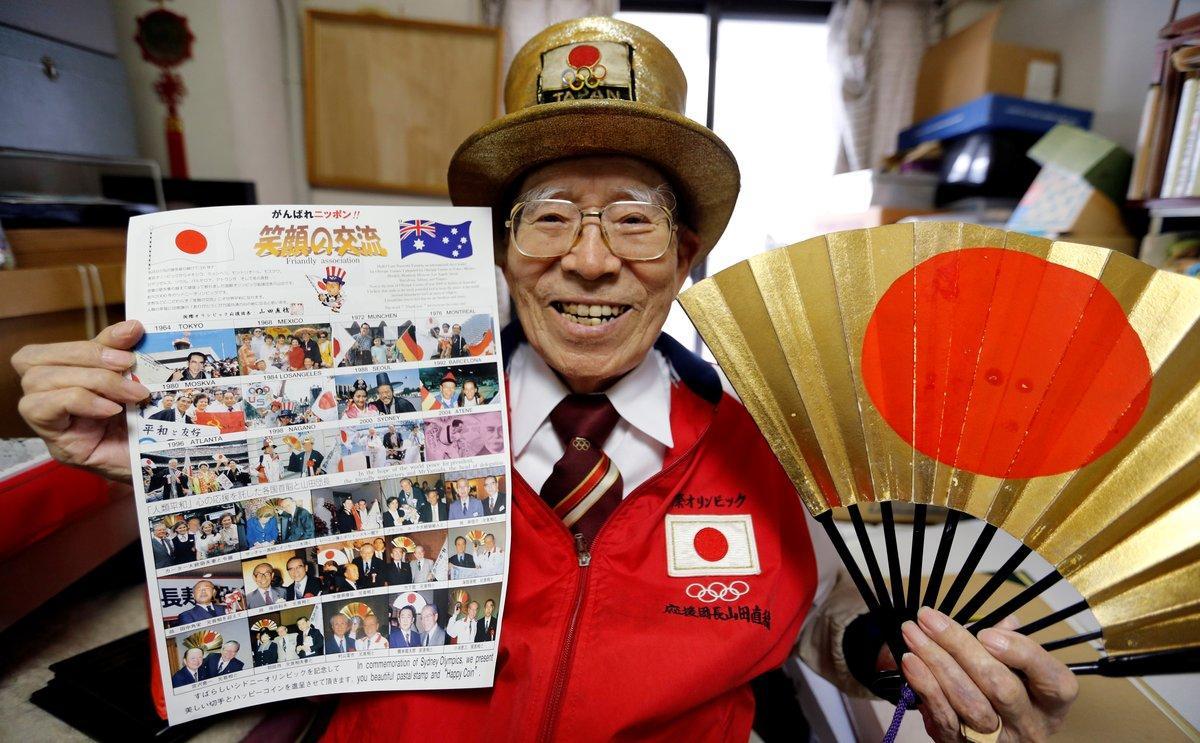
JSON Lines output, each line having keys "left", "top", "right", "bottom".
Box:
{"left": 125, "top": 206, "right": 510, "bottom": 723}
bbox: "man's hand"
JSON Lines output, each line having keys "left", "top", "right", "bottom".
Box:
{"left": 13, "top": 319, "right": 148, "bottom": 481}
{"left": 901, "top": 606, "right": 1078, "bottom": 742}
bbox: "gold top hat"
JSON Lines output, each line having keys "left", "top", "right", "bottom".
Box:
{"left": 448, "top": 16, "right": 739, "bottom": 260}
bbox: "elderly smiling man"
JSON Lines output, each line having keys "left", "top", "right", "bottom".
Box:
{"left": 12, "top": 16, "right": 1077, "bottom": 743}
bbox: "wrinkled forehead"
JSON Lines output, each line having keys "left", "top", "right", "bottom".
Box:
{"left": 514, "top": 156, "right": 670, "bottom": 205}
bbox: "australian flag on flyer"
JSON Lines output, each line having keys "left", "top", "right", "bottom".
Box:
{"left": 399, "top": 219, "right": 473, "bottom": 259}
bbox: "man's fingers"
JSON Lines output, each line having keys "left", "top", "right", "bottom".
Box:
{"left": 21, "top": 365, "right": 148, "bottom": 402}
{"left": 916, "top": 606, "right": 1033, "bottom": 722}
{"left": 903, "top": 616, "right": 1002, "bottom": 734}
{"left": 11, "top": 320, "right": 142, "bottom": 376}
{"left": 94, "top": 319, "right": 144, "bottom": 350}
{"left": 902, "top": 652, "right": 961, "bottom": 742}
{"left": 12, "top": 339, "right": 136, "bottom": 375}
{"left": 19, "top": 387, "right": 123, "bottom": 432}
{"left": 979, "top": 628, "right": 1079, "bottom": 710}
{"left": 997, "top": 614, "right": 1021, "bottom": 631}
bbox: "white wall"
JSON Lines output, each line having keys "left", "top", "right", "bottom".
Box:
{"left": 949, "top": 0, "right": 1200, "bottom": 152}
{"left": 111, "top": 0, "right": 482, "bottom": 205}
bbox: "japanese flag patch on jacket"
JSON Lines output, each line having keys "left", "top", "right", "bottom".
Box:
{"left": 665, "top": 514, "right": 761, "bottom": 577}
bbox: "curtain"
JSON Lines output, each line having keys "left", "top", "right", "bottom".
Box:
{"left": 828, "top": 0, "right": 934, "bottom": 172}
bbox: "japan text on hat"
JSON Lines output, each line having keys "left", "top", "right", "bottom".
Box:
{"left": 447, "top": 16, "right": 740, "bottom": 259}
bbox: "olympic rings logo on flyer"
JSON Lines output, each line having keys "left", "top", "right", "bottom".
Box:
{"left": 685, "top": 580, "right": 750, "bottom": 603}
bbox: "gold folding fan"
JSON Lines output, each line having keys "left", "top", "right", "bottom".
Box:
{"left": 679, "top": 223, "right": 1200, "bottom": 683}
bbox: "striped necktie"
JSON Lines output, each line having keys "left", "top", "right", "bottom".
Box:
{"left": 539, "top": 394, "right": 623, "bottom": 543}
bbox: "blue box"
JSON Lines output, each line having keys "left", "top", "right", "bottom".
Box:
{"left": 898, "top": 94, "right": 1093, "bottom": 151}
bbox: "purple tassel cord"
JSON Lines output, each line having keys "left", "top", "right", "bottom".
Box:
{"left": 882, "top": 684, "right": 916, "bottom": 743}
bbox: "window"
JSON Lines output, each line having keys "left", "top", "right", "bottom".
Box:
{"left": 617, "top": 5, "right": 838, "bottom": 352}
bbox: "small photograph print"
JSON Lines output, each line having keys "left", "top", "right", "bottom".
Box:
{"left": 313, "top": 480, "right": 386, "bottom": 536}
{"left": 443, "top": 582, "right": 502, "bottom": 644}
{"left": 241, "top": 547, "right": 321, "bottom": 608}
{"left": 237, "top": 491, "right": 317, "bottom": 550}
{"left": 134, "top": 328, "right": 241, "bottom": 385}
{"left": 416, "top": 362, "right": 501, "bottom": 410}
{"left": 332, "top": 424, "right": 400, "bottom": 472}
{"left": 333, "top": 319, "right": 427, "bottom": 368}
{"left": 386, "top": 588, "right": 451, "bottom": 648}
{"left": 399, "top": 528, "right": 449, "bottom": 583}
{"left": 415, "top": 314, "right": 496, "bottom": 360}
{"left": 422, "top": 412, "right": 505, "bottom": 461}
{"left": 446, "top": 523, "right": 506, "bottom": 579}
{"left": 442, "top": 466, "right": 507, "bottom": 521}
{"left": 335, "top": 369, "right": 421, "bottom": 419}
{"left": 149, "top": 503, "right": 242, "bottom": 569}
{"left": 167, "top": 618, "right": 253, "bottom": 689}
{"left": 314, "top": 537, "right": 390, "bottom": 593}
{"left": 320, "top": 595, "right": 393, "bottom": 653}
{"left": 247, "top": 430, "right": 338, "bottom": 483}
{"left": 141, "top": 440, "right": 252, "bottom": 501}
{"left": 243, "top": 377, "right": 339, "bottom": 428}
{"left": 139, "top": 385, "right": 247, "bottom": 434}
{"left": 159, "top": 560, "right": 246, "bottom": 628}
{"left": 234, "top": 323, "right": 334, "bottom": 374}
{"left": 248, "top": 604, "right": 324, "bottom": 667}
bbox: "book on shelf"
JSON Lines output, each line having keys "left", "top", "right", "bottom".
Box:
{"left": 1127, "top": 85, "right": 1161, "bottom": 200}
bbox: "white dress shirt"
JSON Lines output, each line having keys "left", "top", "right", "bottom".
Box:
{"left": 508, "top": 344, "right": 673, "bottom": 495}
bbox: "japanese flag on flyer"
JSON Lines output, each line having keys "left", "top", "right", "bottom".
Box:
{"left": 125, "top": 206, "right": 511, "bottom": 724}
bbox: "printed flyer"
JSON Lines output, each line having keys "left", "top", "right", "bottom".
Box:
{"left": 124, "top": 205, "right": 511, "bottom": 724}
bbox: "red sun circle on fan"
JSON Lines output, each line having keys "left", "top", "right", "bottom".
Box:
{"left": 861, "top": 248, "right": 1151, "bottom": 479}
{"left": 568, "top": 44, "right": 601, "bottom": 69}
{"left": 175, "top": 229, "right": 207, "bottom": 254}
{"left": 693, "top": 527, "right": 729, "bottom": 562}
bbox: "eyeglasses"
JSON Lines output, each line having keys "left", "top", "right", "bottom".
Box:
{"left": 505, "top": 199, "right": 676, "bottom": 261}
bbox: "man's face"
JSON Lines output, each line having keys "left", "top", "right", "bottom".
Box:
{"left": 484, "top": 535, "right": 496, "bottom": 551}
{"left": 391, "top": 547, "right": 404, "bottom": 562}
{"left": 222, "top": 391, "right": 236, "bottom": 407}
{"left": 484, "top": 477, "right": 498, "bottom": 496}
{"left": 455, "top": 479, "right": 470, "bottom": 499}
{"left": 440, "top": 381, "right": 456, "bottom": 398}
{"left": 484, "top": 600, "right": 495, "bottom": 617}
{"left": 364, "top": 616, "right": 379, "bottom": 635}
{"left": 280, "top": 498, "right": 295, "bottom": 514}
{"left": 400, "top": 479, "right": 412, "bottom": 494}
{"left": 454, "top": 537, "right": 467, "bottom": 555}
{"left": 414, "top": 546, "right": 425, "bottom": 561}
{"left": 297, "top": 618, "right": 309, "bottom": 632}
{"left": 482, "top": 421, "right": 504, "bottom": 453}
{"left": 303, "top": 440, "right": 314, "bottom": 452}
{"left": 398, "top": 608, "right": 414, "bottom": 630}
{"left": 193, "top": 581, "right": 215, "bottom": 604}
{"left": 253, "top": 564, "right": 273, "bottom": 590}
{"left": 504, "top": 157, "right": 696, "bottom": 392}
{"left": 221, "top": 643, "right": 238, "bottom": 661}
{"left": 420, "top": 606, "right": 437, "bottom": 632}
{"left": 378, "top": 384, "right": 394, "bottom": 403}
{"left": 153, "top": 524, "right": 167, "bottom": 539}
{"left": 452, "top": 324, "right": 462, "bottom": 336}
{"left": 162, "top": 395, "right": 175, "bottom": 409}
{"left": 185, "top": 648, "right": 204, "bottom": 670}
{"left": 176, "top": 395, "right": 192, "bottom": 413}
{"left": 187, "top": 355, "right": 204, "bottom": 374}
{"left": 360, "top": 544, "right": 374, "bottom": 560}
{"left": 331, "top": 615, "right": 348, "bottom": 637}
{"left": 287, "top": 558, "right": 307, "bottom": 580}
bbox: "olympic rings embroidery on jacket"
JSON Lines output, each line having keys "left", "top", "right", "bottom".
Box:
{"left": 684, "top": 580, "right": 750, "bottom": 603}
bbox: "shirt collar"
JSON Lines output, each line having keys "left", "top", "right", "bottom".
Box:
{"left": 508, "top": 343, "right": 673, "bottom": 455}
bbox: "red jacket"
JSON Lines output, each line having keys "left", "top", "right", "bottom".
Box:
{"left": 323, "top": 333, "right": 819, "bottom": 741}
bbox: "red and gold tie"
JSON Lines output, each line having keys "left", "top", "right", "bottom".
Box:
{"left": 539, "top": 394, "right": 623, "bottom": 542}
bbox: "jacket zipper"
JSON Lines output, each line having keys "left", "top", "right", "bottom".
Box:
{"left": 535, "top": 411, "right": 716, "bottom": 742}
